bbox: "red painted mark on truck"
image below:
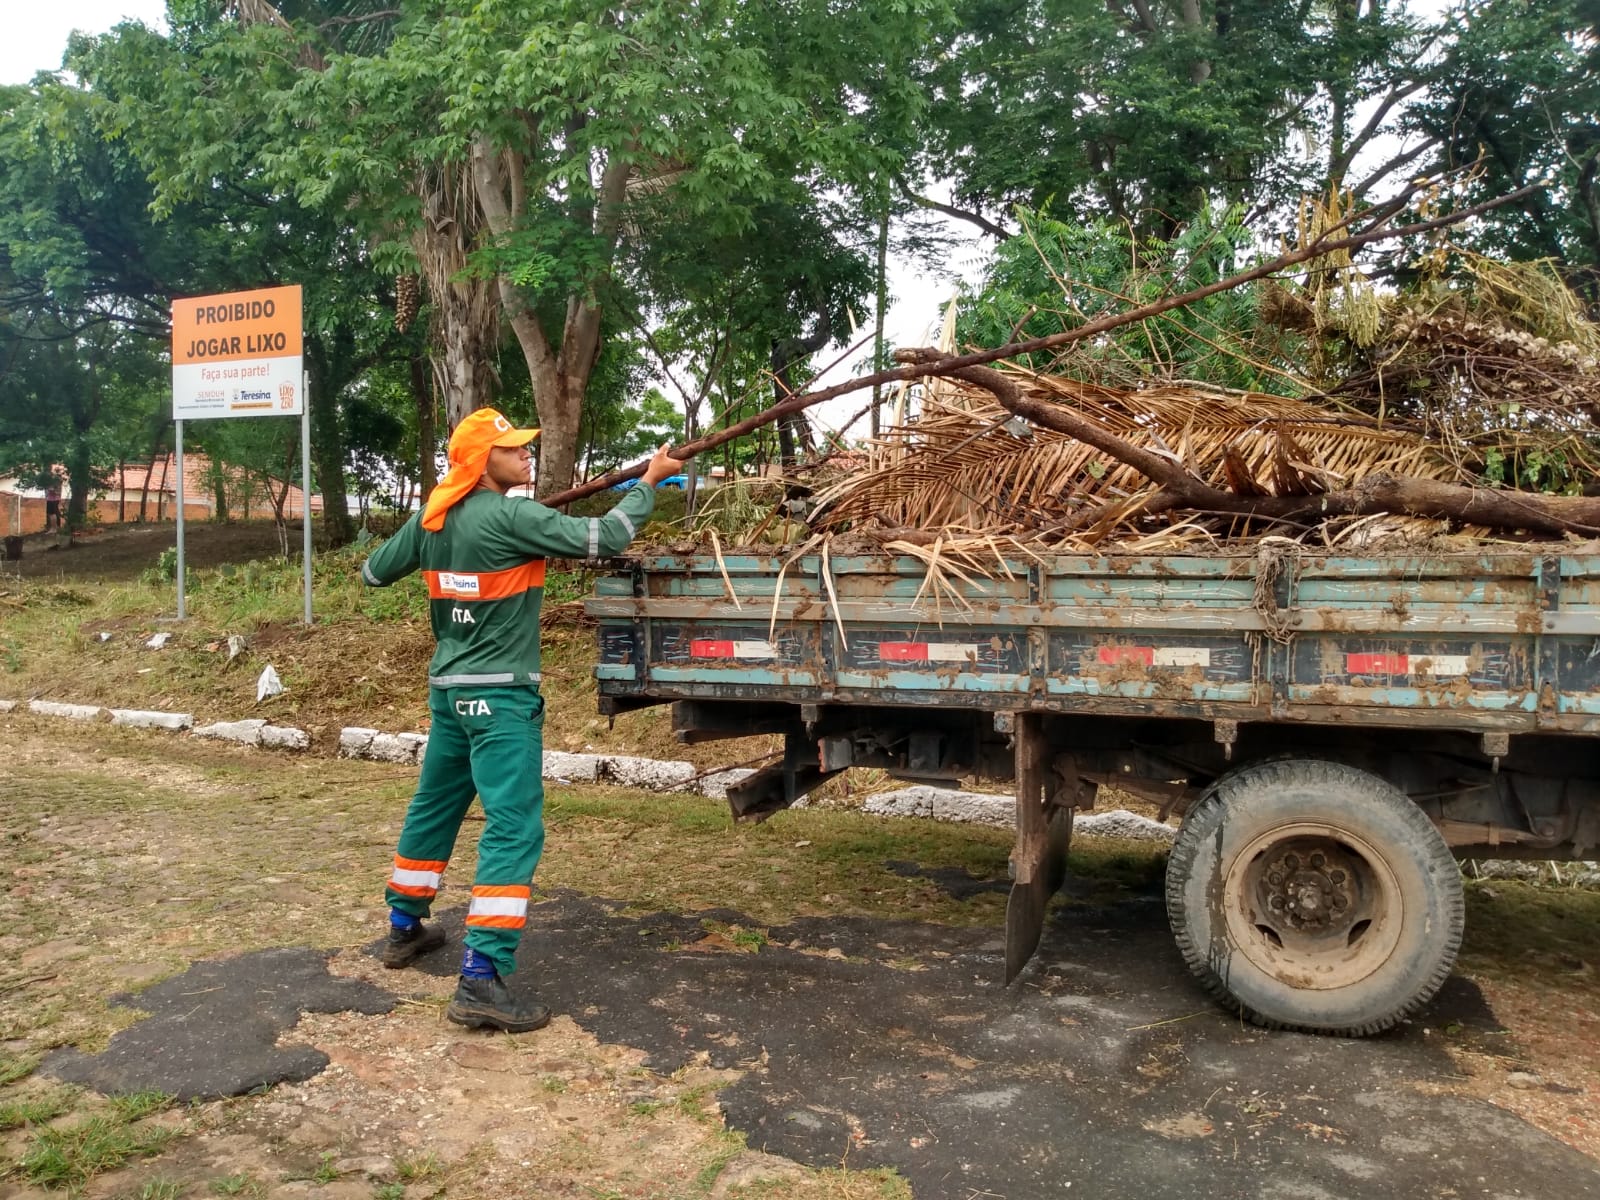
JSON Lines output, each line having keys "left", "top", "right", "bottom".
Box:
{"left": 1096, "top": 646, "right": 1213, "bottom": 668}
{"left": 1344, "top": 652, "right": 1471, "bottom": 677}
{"left": 879, "top": 642, "right": 983, "bottom": 663}
{"left": 1098, "top": 646, "right": 1155, "bottom": 666}
{"left": 1347, "top": 653, "right": 1408, "bottom": 674}
{"left": 689, "top": 639, "right": 775, "bottom": 659}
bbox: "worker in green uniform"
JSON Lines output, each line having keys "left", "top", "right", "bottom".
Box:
{"left": 362, "top": 407, "right": 682, "bottom": 1032}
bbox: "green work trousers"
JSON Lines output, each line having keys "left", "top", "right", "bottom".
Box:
{"left": 385, "top": 685, "right": 545, "bottom": 977}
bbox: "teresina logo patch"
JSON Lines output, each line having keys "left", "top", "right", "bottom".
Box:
{"left": 438, "top": 572, "right": 481, "bottom": 597}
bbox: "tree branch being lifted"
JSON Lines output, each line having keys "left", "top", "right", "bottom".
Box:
{"left": 542, "top": 176, "right": 1545, "bottom": 510}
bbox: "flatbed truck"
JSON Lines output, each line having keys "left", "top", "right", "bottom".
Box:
{"left": 585, "top": 547, "right": 1600, "bottom": 1035}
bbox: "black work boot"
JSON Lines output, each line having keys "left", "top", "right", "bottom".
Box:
{"left": 380, "top": 921, "right": 446, "bottom": 968}
{"left": 446, "top": 974, "right": 552, "bottom": 1033}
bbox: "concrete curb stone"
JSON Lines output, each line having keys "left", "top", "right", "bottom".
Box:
{"left": 1078, "top": 810, "right": 1179, "bottom": 842}
{"left": 365, "top": 733, "right": 423, "bottom": 764}
{"left": 696, "top": 767, "right": 757, "bottom": 800}
{"left": 543, "top": 751, "right": 604, "bottom": 783}
{"left": 30, "top": 700, "right": 104, "bottom": 721}
{"left": 110, "top": 709, "right": 194, "bottom": 731}
{"left": 259, "top": 725, "right": 311, "bottom": 751}
{"left": 863, "top": 787, "right": 1177, "bottom": 840}
{"left": 3, "top": 697, "right": 1592, "bottom": 884}
{"left": 602, "top": 755, "right": 698, "bottom": 791}
{"left": 339, "top": 727, "right": 379, "bottom": 758}
{"left": 193, "top": 718, "right": 267, "bottom": 746}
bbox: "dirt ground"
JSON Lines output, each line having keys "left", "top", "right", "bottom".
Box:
{"left": 0, "top": 721, "right": 950, "bottom": 1199}
{"left": 1, "top": 721, "right": 1597, "bottom": 1200}
{"left": 4, "top": 523, "right": 291, "bottom": 583}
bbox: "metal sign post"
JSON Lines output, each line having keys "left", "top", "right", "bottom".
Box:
{"left": 170, "top": 285, "right": 307, "bottom": 621}
{"left": 175, "top": 419, "right": 186, "bottom": 620}
{"left": 302, "top": 371, "right": 312, "bottom": 626}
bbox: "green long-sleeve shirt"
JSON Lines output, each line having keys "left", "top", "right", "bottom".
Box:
{"left": 361, "top": 485, "right": 655, "bottom": 688}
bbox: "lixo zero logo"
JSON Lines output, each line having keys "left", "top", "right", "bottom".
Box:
{"left": 279, "top": 382, "right": 296, "bottom": 410}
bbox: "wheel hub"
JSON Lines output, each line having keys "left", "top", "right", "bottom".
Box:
{"left": 1263, "top": 851, "right": 1352, "bottom": 931}
{"left": 1222, "top": 822, "right": 1402, "bottom": 991}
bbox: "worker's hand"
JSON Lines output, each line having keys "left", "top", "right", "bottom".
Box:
{"left": 640, "top": 442, "right": 686, "bottom": 487}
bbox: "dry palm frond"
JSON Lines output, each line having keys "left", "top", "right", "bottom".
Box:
{"left": 922, "top": 296, "right": 970, "bottom": 413}
{"left": 884, "top": 536, "right": 998, "bottom": 624}
{"left": 706, "top": 528, "right": 741, "bottom": 611}
{"left": 767, "top": 535, "right": 821, "bottom": 642}
{"left": 811, "top": 364, "right": 1459, "bottom": 545}
{"left": 819, "top": 536, "right": 846, "bottom": 643}
{"left": 1296, "top": 189, "right": 1387, "bottom": 352}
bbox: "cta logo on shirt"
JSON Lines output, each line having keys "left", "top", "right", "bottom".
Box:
{"left": 437, "top": 572, "right": 481, "bottom": 598}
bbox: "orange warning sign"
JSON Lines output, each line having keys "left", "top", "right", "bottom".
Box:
{"left": 172, "top": 285, "right": 304, "bottom": 420}
{"left": 172, "top": 285, "right": 303, "bottom": 366}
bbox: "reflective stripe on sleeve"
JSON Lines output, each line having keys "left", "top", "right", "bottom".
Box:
{"left": 588, "top": 518, "right": 601, "bottom": 558}
{"left": 361, "top": 561, "right": 381, "bottom": 586}
{"left": 608, "top": 508, "right": 636, "bottom": 540}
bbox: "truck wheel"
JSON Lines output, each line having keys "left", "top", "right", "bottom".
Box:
{"left": 1165, "top": 758, "right": 1463, "bottom": 1036}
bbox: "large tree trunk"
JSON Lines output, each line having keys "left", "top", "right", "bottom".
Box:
{"left": 531, "top": 371, "right": 586, "bottom": 497}
{"left": 305, "top": 346, "right": 356, "bottom": 547}
{"left": 139, "top": 440, "right": 158, "bottom": 521}
{"left": 413, "top": 164, "right": 500, "bottom": 429}
{"left": 64, "top": 440, "right": 92, "bottom": 534}
{"left": 471, "top": 138, "right": 632, "bottom": 498}
{"left": 211, "top": 461, "right": 228, "bottom": 522}
{"left": 771, "top": 304, "right": 831, "bottom": 472}
{"left": 64, "top": 369, "right": 100, "bottom": 534}
{"left": 236, "top": 5, "right": 496, "bottom": 436}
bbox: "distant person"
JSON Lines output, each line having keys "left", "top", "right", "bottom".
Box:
{"left": 43, "top": 477, "right": 61, "bottom": 533}
{"left": 361, "top": 407, "right": 682, "bottom": 1033}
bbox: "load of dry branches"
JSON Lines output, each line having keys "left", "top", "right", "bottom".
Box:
{"left": 809, "top": 371, "right": 1470, "bottom": 551}
{"left": 806, "top": 245, "right": 1600, "bottom": 555}
{"left": 552, "top": 177, "right": 1600, "bottom": 555}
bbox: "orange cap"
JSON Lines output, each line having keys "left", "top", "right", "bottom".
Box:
{"left": 421, "top": 408, "right": 540, "bottom": 531}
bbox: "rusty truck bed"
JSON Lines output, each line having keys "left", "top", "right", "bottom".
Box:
{"left": 587, "top": 549, "right": 1600, "bottom": 735}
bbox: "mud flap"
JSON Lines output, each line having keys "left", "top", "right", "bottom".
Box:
{"left": 1004, "top": 712, "right": 1073, "bottom": 983}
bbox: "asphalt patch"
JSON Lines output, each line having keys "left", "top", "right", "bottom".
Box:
{"left": 392, "top": 884, "right": 1600, "bottom": 1199}
{"left": 42, "top": 947, "right": 394, "bottom": 1101}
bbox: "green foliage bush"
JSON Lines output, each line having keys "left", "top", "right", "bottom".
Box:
{"left": 957, "top": 206, "right": 1305, "bottom": 395}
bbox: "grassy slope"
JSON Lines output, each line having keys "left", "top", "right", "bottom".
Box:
{"left": 0, "top": 518, "right": 761, "bottom": 769}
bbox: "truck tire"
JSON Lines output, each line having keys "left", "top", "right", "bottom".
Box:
{"left": 1165, "top": 758, "right": 1463, "bottom": 1036}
